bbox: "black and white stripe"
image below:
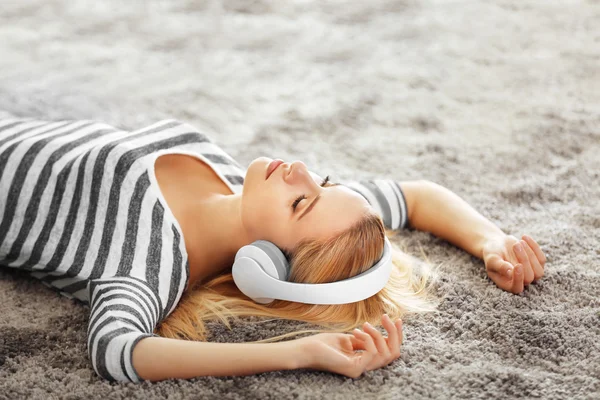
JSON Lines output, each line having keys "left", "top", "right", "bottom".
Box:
{"left": 87, "top": 277, "right": 161, "bottom": 382}
{"left": 0, "top": 116, "right": 246, "bottom": 382}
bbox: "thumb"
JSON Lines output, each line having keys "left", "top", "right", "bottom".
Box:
{"left": 349, "top": 335, "right": 367, "bottom": 351}
{"left": 486, "top": 254, "right": 514, "bottom": 279}
{"left": 355, "top": 344, "right": 375, "bottom": 373}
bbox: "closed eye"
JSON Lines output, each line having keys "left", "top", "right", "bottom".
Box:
{"left": 291, "top": 175, "right": 339, "bottom": 211}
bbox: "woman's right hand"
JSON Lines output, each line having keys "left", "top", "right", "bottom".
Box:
{"left": 295, "top": 314, "right": 403, "bottom": 378}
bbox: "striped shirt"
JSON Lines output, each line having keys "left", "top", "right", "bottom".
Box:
{"left": 0, "top": 114, "right": 409, "bottom": 382}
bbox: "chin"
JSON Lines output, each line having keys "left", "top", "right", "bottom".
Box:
{"left": 250, "top": 157, "right": 273, "bottom": 181}
{"left": 250, "top": 156, "right": 270, "bottom": 169}
{"left": 243, "top": 157, "right": 269, "bottom": 197}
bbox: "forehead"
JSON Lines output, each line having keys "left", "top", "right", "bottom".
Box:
{"left": 298, "top": 184, "right": 371, "bottom": 238}
{"left": 303, "top": 185, "right": 371, "bottom": 220}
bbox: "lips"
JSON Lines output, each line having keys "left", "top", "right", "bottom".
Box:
{"left": 266, "top": 159, "right": 284, "bottom": 180}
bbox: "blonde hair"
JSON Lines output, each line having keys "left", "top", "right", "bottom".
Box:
{"left": 156, "top": 212, "right": 441, "bottom": 343}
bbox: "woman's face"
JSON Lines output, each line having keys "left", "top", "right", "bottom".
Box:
{"left": 241, "top": 156, "right": 372, "bottom": 253}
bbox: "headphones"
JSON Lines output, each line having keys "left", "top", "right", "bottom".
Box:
{"left": 231, "top": 236, "right": 393, "bottom": 305}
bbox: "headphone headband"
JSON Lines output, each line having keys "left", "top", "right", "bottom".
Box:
{"left": 232, "top": 236, "right": 393, "bottom": 305}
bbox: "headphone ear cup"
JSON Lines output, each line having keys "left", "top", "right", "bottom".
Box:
{"left": 234, "top": 240, "right": 290, "bottom": 280}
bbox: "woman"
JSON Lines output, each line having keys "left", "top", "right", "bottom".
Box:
{"left": 0, "top": 114, "right": 547, "bottom": 383}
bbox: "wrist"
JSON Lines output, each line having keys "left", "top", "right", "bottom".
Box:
{"left": 287, "top": 337, "right": 313, "bottom": 370}
{"left": 475, "top": 228, "right": 507, "bottom": 259}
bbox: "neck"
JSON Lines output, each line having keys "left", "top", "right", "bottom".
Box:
{"left": 186, "top": 192, "right": 254, "bottom": 282}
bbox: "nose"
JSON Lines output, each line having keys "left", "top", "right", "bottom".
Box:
{"left": 284, "top": 161, "right": 318, "bottom": 188}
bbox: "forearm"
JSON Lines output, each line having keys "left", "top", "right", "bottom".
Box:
{"left": 411, "top": 181, "right": 506, "bottom": 259}
{"left": 132, "top": 336, "right": 305, "bottom": 381}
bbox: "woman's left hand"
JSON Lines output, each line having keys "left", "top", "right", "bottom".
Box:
{"left": 481, "top": 234, "right": 547, "bottom": 294}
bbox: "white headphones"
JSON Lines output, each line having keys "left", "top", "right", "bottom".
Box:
{"left": 232, "top": 236, "right": 393, "bottom": 305}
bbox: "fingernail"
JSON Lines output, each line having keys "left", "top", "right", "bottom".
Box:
{"left": 515, "top": 243, "right": 523, "bottom": 252}
{"left": 506, "top": 268, "right": 513, "bottom": 278}
{"left": 365, "top": 322, "right": 372, "bottom": 327}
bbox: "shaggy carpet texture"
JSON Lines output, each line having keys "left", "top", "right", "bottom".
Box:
{"left": 0, "top": 0, "right": 599, "bottom": 399}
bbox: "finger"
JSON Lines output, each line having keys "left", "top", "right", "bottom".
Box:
{"left": 486, "top": 254, "right": 514, "bottom": 279}
{"left": 382, "top": 314, "right": 399, "bottom": 356}
{"left": 522, "top": 234, "right": 547, "bottom": 266}
{"left": 363, "top": 322, "right": 388, "bottom": 356}
{"left": 485, "top": 253, "right": 516, "bottom": 291}
{"left": 349, "top": 334, "right": 367, "bottom": 351}
{"left": 352, "top": 329, "right": 377, "bottom": 371}
{"left": 352, "top": 327, "right": 377, "bottom": 355}
{"left": 487, "top": 269, "right": 515, "bottom": 292}
{"left": 514, "top": 241, "right": 535, "bottom": 285}
{"left": 511, "top": 264, "right": 525, "bottom": 294}
{"left": 519, "top": 240, "right": 536, "bottom": 284}
{"left": 521, "top": 239, "right": 544, "bottom": 280}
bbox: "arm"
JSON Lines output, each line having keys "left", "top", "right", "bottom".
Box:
{"left": 88, "top": 276, "right": 306, "bottom": 382}
{"left": 401, "top": 180, "right": 505, "bottom": 259}
{"left": 350, "top": 179, "right": 546, "bottom": 293}
{"left": 132, "top": 335, "right": 302, "bottom": 381}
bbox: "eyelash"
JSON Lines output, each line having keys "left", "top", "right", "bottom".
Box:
{"left": 292, "top": 175, "right": 330, "bottom": 211}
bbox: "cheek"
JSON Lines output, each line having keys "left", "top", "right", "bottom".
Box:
{"left": 262, "top": 205, "right": 291, "bottom": 240}
{"left": 241, "top": 188, "right": 284, "bottom": 233}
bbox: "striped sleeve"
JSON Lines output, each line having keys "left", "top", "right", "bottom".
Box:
{"left": 341, "top": 179, "right": 411, "bottom": 230}
{"left": 87, "top": 277, "right": 162, "bottom": 382}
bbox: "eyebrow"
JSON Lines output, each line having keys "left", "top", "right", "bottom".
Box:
{"left": 297, "top": 182, "right": 341, "bottom": 221}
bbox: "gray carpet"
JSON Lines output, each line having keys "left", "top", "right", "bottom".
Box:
{"left": 1, "top": 1, "right": 599, "bottom": 399}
